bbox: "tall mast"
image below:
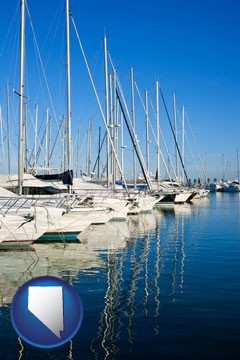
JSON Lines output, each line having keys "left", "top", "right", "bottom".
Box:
{"left": 172, "top": 93, "right": 178, "bottom": 179}
{"left": 120, "top": 112, "right": 125, "bottom": 176}
{"left": 181, "top": 105, "right": 185, "bottom": 184}
{"left": 204, "top": 152, "right": 207, "bottom": 183}
{"left": 24, "top": 102, "right": 28, "bottom": 173}
{"left": 62, "top": 115, "right": 66, "bottom": 172}
{"left": 48, "top": 116, "right": 52, "bottom": 171}
{"left": 156, "top": 81, "right": 160, "bottom": 186}
{"left": 222, "top": 153, "right": 224, "bottom": 181}
{"left": 6, "top": 84, "right": 11, "bottom": 174}
{"left": 0, "top": 107, "right": 4, "bottom": 174}
{"left": 237, "top": 148, "right": 239, "bottom": 183}
{"left": 18, "top": 0, "right": 25, "bottom": 195}
{"left": 76, "top": 123, "right": 80, "bottom": 177}
{"left": 103, "top": 35, "right": 110, "bottom": 187}
{"left": 97, "top": 126, "right": 101, "bottom": 178}
{"left": 145, "top": 89, "right": 149, "bottom": 173}
{"left": 45, "top": 107, "right": 49, "bottom": 173}
{"left": 130, "top": 67, "right": 136, "bottom": 188}
{"left": 109, "top": 72, "right": 113, "bottom": 178}
{"left": 34, "top": 104, "right": 38, "bottom": 172}
{"left": 86, "top": 119, "right": 92, "bottom": 177}
{"left": 66, "top": 0, "right": 72, "bottom": 187}
{"left": 112, "top": 69, "right": 117, "bottom": 189}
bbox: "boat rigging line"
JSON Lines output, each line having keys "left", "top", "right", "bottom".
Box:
{"left": 70, "top": 12, "right": 129, "bottom": 194}
{"left": 108, "top": 52, "right": 153, "bottom": 191}
{"left": 116, "top": 90, "right": 152, "bottom": 190}
{"left": 160, "top": 88, "right": 190, "bottom": 185}
{"left": 134, "top": 81, "right": 176, "bottom": 182}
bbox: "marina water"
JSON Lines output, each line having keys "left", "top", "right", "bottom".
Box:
{"left": 0, "top": 192, "right": 240, "bottom": 359}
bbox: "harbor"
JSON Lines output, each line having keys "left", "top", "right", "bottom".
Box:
{"left": 0, "top": 0, "right": 240, "bottom": 359}
{"left": 1, "top": 192, "right": 240, "bottom": 359}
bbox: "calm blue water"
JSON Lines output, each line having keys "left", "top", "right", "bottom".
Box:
{"left": 0, "top": 193, "right": 240, "bottom": 359}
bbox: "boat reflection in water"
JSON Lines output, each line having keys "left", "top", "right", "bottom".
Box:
{"left": 0, "top": 219, "right": 132, "bottom": 307}
{"left": 0, "top": 206, "right": 197, "bottom": 359}
{"left": 0, "top": 245, "right": 96, "bottom": 307}
{"left": 88, "top": 209, "right": 189, "bottom": 359}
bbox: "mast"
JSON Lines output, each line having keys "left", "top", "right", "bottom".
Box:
{"left": 172, "top": 93, "right": 178, "bottom": 179}
{"left": 24, "top": 102, "right": 28, "bottom": 173}
{"left": 204, "top": 152, "right": 207, "bottom": 184}
{"left": 130, "top": 67, "right": 137, "bottom": 188}
{"left": 112, "top": 69, "right": 117, "bottom": 189}
{"left": 48, "top": 116, "right": 52, "bottom": 171}
{"left": 76, "top": 123, "right": 80, "bottom": 177}
{"left": 34, "top": 104, "right": 38, "bottom": 172}
{"left": 66, "top": 0, "right": 72, "bottom": 188}
{"left": 237, "top": 148, "right": 239, "bottom": 183}
{"left": 97, "top": 126, "right": 101, "bottom": 178}
{"left": 103, "top": 35, "right": 110, "bottom": 187}
{"left": 86, "top": 119, "right": 92, "bottom": 177}
{"left": 109, "top": 72, "right": 113, "bottom": 179}
{"left": 62, "top": 115, "right": 66, "bottom": 173}
{"left": 181, "top": 105, "right": 185, "bottom": 184}
{"left": 156, "top": 81, "right": 160, "bottom": 186}
{"left": 120, "top": 112, "right": 125, "bottom": 176}
{"left": 0, "top": 107, "right": 4, "bottom": 174}
{"left": 18, "top": 0, "right": 25, "bottom": 195}
{"left": 6, "top": 84, "right": 11, "bottom": 174}
{"left": 222, "top": 153, "right": 224, "bottom": 181}
{"left": 45, "top": 107, "right": 49, "bottom": 173}
{"left": 145, "top": 89, "right": 149, "bottom": 172}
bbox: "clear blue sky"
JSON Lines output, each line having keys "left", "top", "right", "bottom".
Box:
{"left": 0, "top": 0, "right": 240, "bottom": 181}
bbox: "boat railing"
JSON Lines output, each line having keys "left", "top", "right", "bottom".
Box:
{"left": 0, "top": 187, "right": 148, "bottom": 216}
{"left": 0, "top": 196, "right": 33, "bottom": 216}
{"left": 0, "top": 195, "right": 74, "bottom": 215}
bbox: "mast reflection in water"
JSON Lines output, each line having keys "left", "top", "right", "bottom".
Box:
{"left": 1, "top": 193, "right": 240, "bottom": 360}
